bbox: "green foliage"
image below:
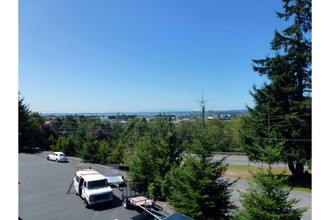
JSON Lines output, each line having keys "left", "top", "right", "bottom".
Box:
{"left": 107, "top": 140, "right": 125, "bottom": 164}
{"left": 242, "top": 0, "right": 311, "bottom": 178}
{"left": 166, "top": 124, "right": 236, "bottom": 219}
{"left": 19, "top": 94, "right": 31, "bottom": 150}
{"left": 223, "top": 115, "right": 247, "bottom": 152}
{"left": 95, "top": 140, "right": 111, "bottom": 163}
{"left": 167, "top": 158, "right": 236, "bottom": 220}
{"left": 176, "top": 121, "right": 198, "bottom": 150}
{"left": 235, "top": 168, "right": 307, "bottom": 220}
{"left": 19, "top": 94, "right": 47, "bottom": 152}
{"left": 129, "top": 136, "right": 155, "bottom": 194}
{"left": 128, "top": 116, "right": 182, "bottom": 199}
{"left": 121, "top": 117, "right": 149, "bottom": 166}
{"left": 258, "top": 141, "right": 284, "bottom": 167}
{"left": 80, "top": 128, "right": 99, "bottom": 163}
{"left": 48, "top": 135, "right": 56, "bottom": 149}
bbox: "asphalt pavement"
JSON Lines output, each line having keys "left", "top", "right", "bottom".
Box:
{"left": 19, "top": 153, "right": 142, "bottom": 220}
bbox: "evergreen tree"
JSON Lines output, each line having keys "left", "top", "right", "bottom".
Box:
{"left": 237, "top": 128, "right": 307, "bottom": 220}
{"left": 121, "top": 117, "right": 148, "bottom": 166}
{"left": 19, "top": 94, "right": 31, "bottom": 151}
{"left": 128, "top": 116, "right": 181, "bottom": 199}
{"left": 107, "top": 139, "right": 125, "bottom": 164}
{"left": 128, "top": 135, "right": 155, "bottom": 194}
{"left": 166, "top": 126, "right": 236, "bottom": 219}
{"left": 72, "top": 122, "right": 98, "bottom": 162}
{"left": 19, "top": 94, "right": 46, "bottom": 152}
{"left": 235, "top": 168, "right": 307, "bottom": 220}
{"left": 243, "top": 0, "right": 311, "bottom": 178}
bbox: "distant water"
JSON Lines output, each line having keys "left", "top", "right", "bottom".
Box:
{"left": 42, "top": 110, "right": 248, "bottom": 117}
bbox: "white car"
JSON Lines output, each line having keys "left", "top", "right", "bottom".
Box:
{"left": 47, "top": 152, "right": 68, "bottom": 162}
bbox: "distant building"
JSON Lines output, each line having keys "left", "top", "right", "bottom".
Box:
{"left": 42, "top": 121, "right": 52, "bottom": 131}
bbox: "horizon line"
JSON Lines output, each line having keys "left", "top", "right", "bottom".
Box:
{"left": 42, "top": 109, "right": 248, "bottom": 115}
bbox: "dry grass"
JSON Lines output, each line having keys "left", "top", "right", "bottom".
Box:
{"left": 225, "top": 165, "right": 291, "bottom": 180}
{"left": 224, "top": 165, "right": 312, "bottom": 193}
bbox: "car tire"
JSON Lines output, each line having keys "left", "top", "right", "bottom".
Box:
{"left": 55, "top": 159, "right": 58, "bottom": 163}
{"left": 47, "top": 156, "right": 50, "bottom": 160}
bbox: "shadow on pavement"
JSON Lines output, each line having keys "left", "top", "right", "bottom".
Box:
{"left": 93, "top": 194, "right": 123, "bottom": 211}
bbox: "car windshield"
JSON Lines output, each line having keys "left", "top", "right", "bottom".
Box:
{"left": 59, "top": 154, "right": 65, "bottom": 157}
{"left": 87, "top": 179, "right": 108, "bottom": 189}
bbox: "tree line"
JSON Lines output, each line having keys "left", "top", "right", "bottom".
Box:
{"left": 19, "top": 97, "right": 245, "bottom": 163}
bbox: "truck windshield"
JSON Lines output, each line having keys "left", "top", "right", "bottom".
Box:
{"left": 87, "top": 179, "right": 108, "bottom": 189}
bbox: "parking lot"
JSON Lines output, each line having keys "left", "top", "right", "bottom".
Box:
{"left": 19, "top": 153, "right": 142, "bottom": 220}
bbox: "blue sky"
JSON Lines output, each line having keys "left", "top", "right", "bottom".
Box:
{"left": 19, "top": 0, "right": 288, "bottom": 113}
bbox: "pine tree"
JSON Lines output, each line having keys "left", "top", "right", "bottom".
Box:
{"left": 19, "top": 93, "right": 46, "bottom": 152}
{"left": 128, "top": 116, "right": 181, "bottom": 199}
{"left": 236, "top": 127, "right": 307, "bottom": 220}
{"left": 235, "top": 168, "right": 307, "bottom": 220}
{"left": 128, "top": 135, "right": 156, "bottom": 194}
{"left": 166, "top": 126, "right": 236, "bottom": 219}
{"left": 243, "top": 0, "right": 311, "bottom": 179}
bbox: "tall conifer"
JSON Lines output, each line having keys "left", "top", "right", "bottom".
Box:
{"left": 242, "top": 0, "right": 311, "bottom": 178}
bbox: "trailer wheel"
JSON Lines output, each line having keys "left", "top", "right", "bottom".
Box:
{"left": 84, "top": 199, "right": 90, "bottom": 209}
{"left": 123, "top": 197, "right": 130, "bottom": 209}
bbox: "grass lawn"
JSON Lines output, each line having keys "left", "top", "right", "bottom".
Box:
{"left": 225, "top": 164, "right": 311, "bottom": 193}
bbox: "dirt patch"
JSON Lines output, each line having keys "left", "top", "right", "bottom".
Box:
{"left": 224, "top": 169, "right": 251, "bottom": 180}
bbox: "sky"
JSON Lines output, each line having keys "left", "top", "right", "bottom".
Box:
{"left": 18, "top": 0, "right": 290, "bottom": 113}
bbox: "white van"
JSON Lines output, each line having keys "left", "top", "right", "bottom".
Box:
{"left": 73, "top": 169, "right": 113, "bottom": 208}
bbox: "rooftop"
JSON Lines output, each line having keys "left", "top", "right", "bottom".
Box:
{"left": 76, "top": 169, "right": 106, "bottom": 181}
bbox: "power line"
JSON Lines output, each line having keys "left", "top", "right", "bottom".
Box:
{"left": 245, "top": 136, "right": 311, "bottom": 142}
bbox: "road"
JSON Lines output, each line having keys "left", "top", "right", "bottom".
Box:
{"left": 212, "top": 153, "right": 287, "bottom": 167}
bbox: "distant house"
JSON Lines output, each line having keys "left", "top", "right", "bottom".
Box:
{"left": 42, "top": 121, "right": 52, "bottom": 131}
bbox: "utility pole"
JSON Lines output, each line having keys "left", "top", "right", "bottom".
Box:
{"left": 199, "top": 89, "right": 208, "bottom": 128}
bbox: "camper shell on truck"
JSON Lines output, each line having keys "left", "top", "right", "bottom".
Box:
{"left": 73, "top": 169, "right": 113, "bottom": 208}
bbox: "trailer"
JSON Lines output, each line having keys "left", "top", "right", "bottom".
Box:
{"left": 121, "top": 181, "right": 193, "bottom": 220}
{"left": 121, "top": 181, "right": 167, "bottom": 220}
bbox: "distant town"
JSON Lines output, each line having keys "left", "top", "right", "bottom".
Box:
{"left": 43, "top": 109, "right": 248, "bottom": 124}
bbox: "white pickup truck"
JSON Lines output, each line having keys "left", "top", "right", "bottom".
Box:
{"left": 73, "top": 169, "right": 113, "bottom": 208}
